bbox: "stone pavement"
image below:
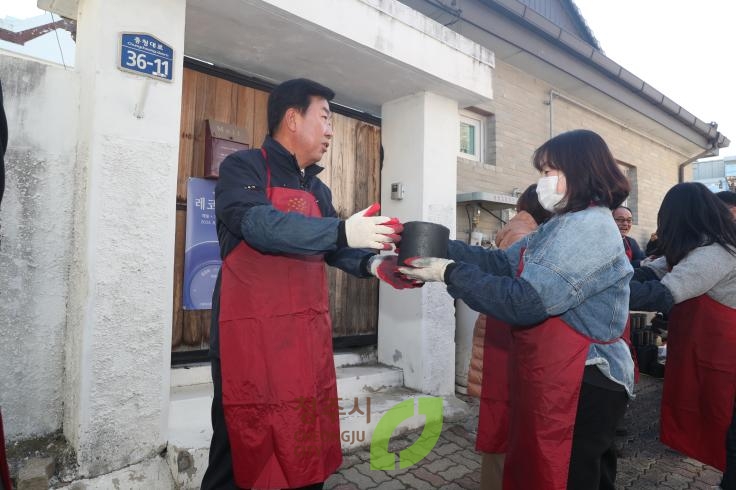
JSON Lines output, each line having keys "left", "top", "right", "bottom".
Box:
{"left": 325, "top": 375, "right": 725, "bottom": 489}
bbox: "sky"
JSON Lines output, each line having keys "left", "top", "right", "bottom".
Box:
{"left": 0, "top": 1, "right": 74, "bottom": 65}
{"left": 1, "top": 0, "right": 734, "bottom": 156}
{"left": 573, "top": 0, "right": 736, "bottom": 157}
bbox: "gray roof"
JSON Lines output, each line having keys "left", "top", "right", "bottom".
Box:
{"left": 481, "top": 0, "right": 729, "bottom": 152}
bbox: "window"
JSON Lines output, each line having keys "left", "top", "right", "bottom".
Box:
{"left": 617, "top": 162, "right": 637, "bottom": 223}
{"left": 459, "top": 113, "right": 482, "bottom": 161}
{"left": 458, "top": 109, "right": 496, "bottom": 165}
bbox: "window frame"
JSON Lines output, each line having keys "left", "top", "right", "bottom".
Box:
{"left": 458, "top": 111, "right": 483, "bottom": 162}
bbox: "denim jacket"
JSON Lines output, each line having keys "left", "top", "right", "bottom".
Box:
{"left": 446, "top": 206, "right": 635, "bottom": 395}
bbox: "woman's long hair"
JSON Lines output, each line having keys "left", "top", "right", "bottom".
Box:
{"left": 658, "top": 182, "right": 736, "bottom": 266}
{"left": 532, "top": 130, "right": 630, "bottom": 212}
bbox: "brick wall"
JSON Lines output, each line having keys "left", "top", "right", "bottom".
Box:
{"left": 456, "top": 60, "right": 689, "bottom": 249}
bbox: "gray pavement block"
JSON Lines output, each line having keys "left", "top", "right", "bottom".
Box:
{"left": 17, "top": 457, "right": 55, "bottom": 490}
{"left": 371, "top": 480, "right": 407, "bottom": 490}
{"left": 411, "top": 467, "right": 449, "bottom": 488}
{"left": 437, "top": 463, "right": 474, "bottom": 481}
{"left": 324, "top": 473, "right": 350, "bottom": 489}
{"left": 328, "top": 484, "right": 361, "bottom": 490}
{"left": 422, "top": 457, "right": 454, "bottom": 474}
{"left": 453, "top": 475, "right": 481, "bottom": 489}
{"left": 447, "top": 449, "right": 481, "bottom": 468}
{"left": 340, "top": 467, "right": 377, "bottom": 489}
{"left": 395, "top": 472, "right": 435, "bottom": 489}
{"left": 358, "top": 464, "right": 392, "bottom": 484}
{"left": 433, "top": 441, "right": 462, "bottom": 456}
{"left": 329, "top": 376, "right": 727, "bottom": 489}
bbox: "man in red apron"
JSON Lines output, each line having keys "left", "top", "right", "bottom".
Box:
{"left": 201, "top": 79, "right": 411, "bottom": 489}
{"left": 612, "top": 206, "right": 645, "bottom": 268}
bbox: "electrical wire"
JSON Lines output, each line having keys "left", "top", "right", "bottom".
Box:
{"left": 479, "top": 203, "right": 506, "bottom": 225}
{"left": 49, "top": 12, "right": 68, "bottom": 70}
{"left": 465, "top": 205, "right": 473, "bottom": 244}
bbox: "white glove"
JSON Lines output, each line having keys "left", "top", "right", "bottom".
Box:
{"left": 345, "top": 206, "right": 400, "bottom": 250}
{"left": 398, "top": 257, "right": 454, "bottom": 283}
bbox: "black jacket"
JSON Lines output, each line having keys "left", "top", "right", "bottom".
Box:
{"left": 209, "top": 136, "right": 373, "bottom": 357}
{"left": 624, "top": 236, "right": 646, "bottom": 268}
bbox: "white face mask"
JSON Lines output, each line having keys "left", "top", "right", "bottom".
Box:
{"left": 536, "top": 175, "right": 566, "bottom": 212}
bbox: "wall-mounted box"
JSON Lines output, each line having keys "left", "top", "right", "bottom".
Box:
{"left": 204, "top": 120, "right": 249, "bottom": 178}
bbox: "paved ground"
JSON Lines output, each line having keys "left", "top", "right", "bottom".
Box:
{"left": 325, "top": 375, "right": 725, "bottom": 489}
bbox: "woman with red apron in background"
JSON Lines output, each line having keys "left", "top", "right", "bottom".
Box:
{"left": 472, "top": 183, "right": 551, "bottom": 490}
{"left": 630, "top": 182, "right": 736, "bottom": 490}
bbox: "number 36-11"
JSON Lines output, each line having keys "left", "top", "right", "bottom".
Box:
{"left": 125, "top": 51, "right": 169, "bottom": 78}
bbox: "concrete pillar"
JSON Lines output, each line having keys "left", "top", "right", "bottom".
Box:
{"left": 63, "top": 0, "right": 185, "bottom": 476}
{"left": 378, "top": 92, "right": 458, "bottom": 396}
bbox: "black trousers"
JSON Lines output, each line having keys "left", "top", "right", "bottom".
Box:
{"left": 201, "top": 359, "right": 324, "bottom": 490}
{"left": 722, "top": 400, "right": 736, "bottom": 490}
{"left": 566, "top": 379, "right": 629, "bottom": 490}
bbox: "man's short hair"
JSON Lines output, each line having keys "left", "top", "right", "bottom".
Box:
{"left": 715, "top": 190, "right": 736, "bottom": 208}
{"left": 267, "top": 78, "right": 335, "bottom": 136}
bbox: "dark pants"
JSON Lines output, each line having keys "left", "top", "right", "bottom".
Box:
{"left": 722, "top": 401, "right": 736, "bottom": 490}
{"left": 201, "top": 359, "right": 324, "bottom": 490}
{"left": 566, "top": 380, "right": 629, "bottom": 490}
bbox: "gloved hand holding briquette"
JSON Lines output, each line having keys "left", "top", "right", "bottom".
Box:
{"left": 398, "top": 257, "right": 455, "bottom": 283}
{"left": 368, "top": 254, "right": 424, "bottom": 289}
{"left": 344, "top": 204, "right": 403, "bottom": 250}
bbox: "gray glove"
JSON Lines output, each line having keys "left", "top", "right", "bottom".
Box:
{"left": 398, "top": 257, "right": 455, "bottom": 283}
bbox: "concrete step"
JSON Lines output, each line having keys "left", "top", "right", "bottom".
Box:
{"left": 165, "top": 348, "right": 468, "bottom": 489}
{"left": 333, "top": 346, "right": 377, "bottom": 368}
{"left": 166, "top": 383, "right": 469, "bottom": 489}
{"left": 336, "top": 363, "right": 403, "bottom": 397}
{"left": 169, "top": 347, "right": 380, "bottom": 390}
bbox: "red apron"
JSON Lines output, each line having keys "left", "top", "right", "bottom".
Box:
{"left": 660, "top": 294, "right": 736, "bottom": 471}
{"left": 219, "top": 149, "right": 341, "bottom": 489}
{"left": 478, "top": 248, "right": 627, "bottom": 489}
{"left": 624, "top": 317, "right": 639, "bottom": 384}
{"left": 475, "top": 316, "right": 513, "bottom": 453}
{"left": 623, "top": 237, "right": 633, "bottom": 261}
{"left": 0, "top": 408, "right": 11, "bottom": 490}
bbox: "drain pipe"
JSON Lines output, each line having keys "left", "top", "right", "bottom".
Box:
{"left": 678, "top": 125, "right": 722, "bottom": 183}
{"left": 678, "top": 146, "right": 718, "bottom": 183}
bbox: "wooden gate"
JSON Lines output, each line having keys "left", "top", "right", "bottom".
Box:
{"left": 172, "top": 65, "right": 381, "bottom": 356}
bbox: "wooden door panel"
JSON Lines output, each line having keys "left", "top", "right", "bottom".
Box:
{"left": 173, "top": 67, "right": 380, "bottom": 353}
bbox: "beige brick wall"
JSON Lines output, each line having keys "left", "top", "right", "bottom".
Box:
{"left": 456, "top": 60, "right": 691, "bottom": 249}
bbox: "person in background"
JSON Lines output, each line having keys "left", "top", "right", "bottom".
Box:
{"left": 716, "top": 190, "right": 736, "bottom": 220}
{"left": 467, "top": 183, "right": 551, "bottom": 490}
{"left": 630, "top": 182, "right": 736, "bottom": 490}
{"left": 401, "top": 129, "right": 634, "bottom": 490}
{"left": 613, "top": 206, "right": 645, "bottom": 267}
{"left": 644, "top": 231, "right": 662, "bottom": 258}
{"left": 201, "top": 78, "right": 414, "bottom": 490}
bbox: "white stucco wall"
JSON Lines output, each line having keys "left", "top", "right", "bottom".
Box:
{"left": 379, "top": 92, "right": 458, "bottom": 395}
{"left": 0, "top": 53, "right": 79, "bottom": 439}
{"left": 61, "top": 0, "right": 185, "bottom": 477}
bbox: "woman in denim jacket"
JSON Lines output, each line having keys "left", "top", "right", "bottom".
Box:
{"left": 401, "top": 130, "right": 635, "bottom": 490}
